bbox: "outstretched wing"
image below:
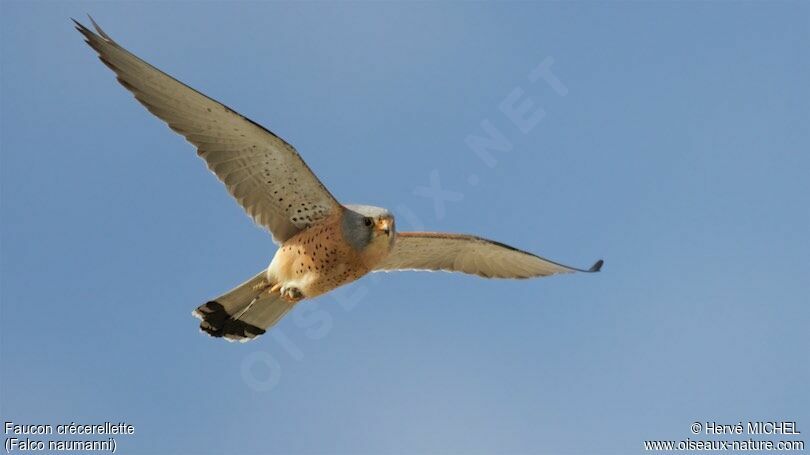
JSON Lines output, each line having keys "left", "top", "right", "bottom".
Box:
{"left": 75, "top": 18, "right": 340, "bottom": 243}
{"left": 375, "top": 232, "right": 603, "bottom": 278}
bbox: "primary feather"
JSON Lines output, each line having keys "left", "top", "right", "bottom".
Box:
{"left": 74, "top": 17, "right": 339, "bottom": 244}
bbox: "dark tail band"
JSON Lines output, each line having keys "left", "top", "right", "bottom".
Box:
{"left": 194, "top": 301, "right": 266, "bottom": 340}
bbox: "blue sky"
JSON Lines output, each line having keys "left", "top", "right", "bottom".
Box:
{"left": 1, "top": 2, "right": 808, "bottom": 454}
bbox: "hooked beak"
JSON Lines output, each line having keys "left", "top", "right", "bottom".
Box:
{"left": 374, "top": 217, "right": 392, "bottom": 236}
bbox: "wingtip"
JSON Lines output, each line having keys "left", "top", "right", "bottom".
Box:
{"left": 87, "top": 14, "right": 100, "bottom": 30}
{"left": 87, "top": 14, "right": 113, "bottom": 41}
{"left": 73, "top": 14, "right": 114, "bottom": 41}
{"left": 588, "top": 259, "right": 604, "bottom": 272}
{"left": 71, "top": 17, "right": 87, "bottom": 32}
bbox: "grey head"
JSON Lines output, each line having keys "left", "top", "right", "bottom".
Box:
{"left": 341, "top": 204, "right": 396, "bottom": 251}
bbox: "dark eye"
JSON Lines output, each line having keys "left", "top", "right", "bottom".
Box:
{"left": 363, "top": 217, "right": 373, "bottom": 227}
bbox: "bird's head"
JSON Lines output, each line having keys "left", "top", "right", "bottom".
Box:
{"left": 341, "top": 205, "right": 396, "bottom": 255}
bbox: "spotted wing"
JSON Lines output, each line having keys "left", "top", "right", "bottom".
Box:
{"left": 375, "top": 232, "right": 603, "bottom": 278}
{"left": 75, "top": 18, "right": 340, "bottom": 243}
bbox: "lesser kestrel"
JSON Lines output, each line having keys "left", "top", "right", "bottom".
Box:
{"left": 75, "top": 18, "right": 603, "bottom": 342}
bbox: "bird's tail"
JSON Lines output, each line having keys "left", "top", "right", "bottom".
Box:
{"left": 192, "top": 270, "right": 295, "bottom": 342}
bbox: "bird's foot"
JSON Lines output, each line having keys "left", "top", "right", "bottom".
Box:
{"left": 267, "top": 283, "right": 281, "bottom": 295}
{"left": 279, "top": 285, "right": 304, "bottom": 303}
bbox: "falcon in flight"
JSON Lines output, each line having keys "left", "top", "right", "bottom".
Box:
{"left": 75, "top": 18, "right": 603, "bottom": 342}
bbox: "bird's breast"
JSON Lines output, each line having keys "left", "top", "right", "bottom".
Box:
{"left": 269, "top": 220, "right": 372, "bottom": 298}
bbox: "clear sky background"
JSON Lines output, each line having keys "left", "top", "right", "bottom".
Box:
{"left": 1, "top": 2, "right": 808, "bottom": 454}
